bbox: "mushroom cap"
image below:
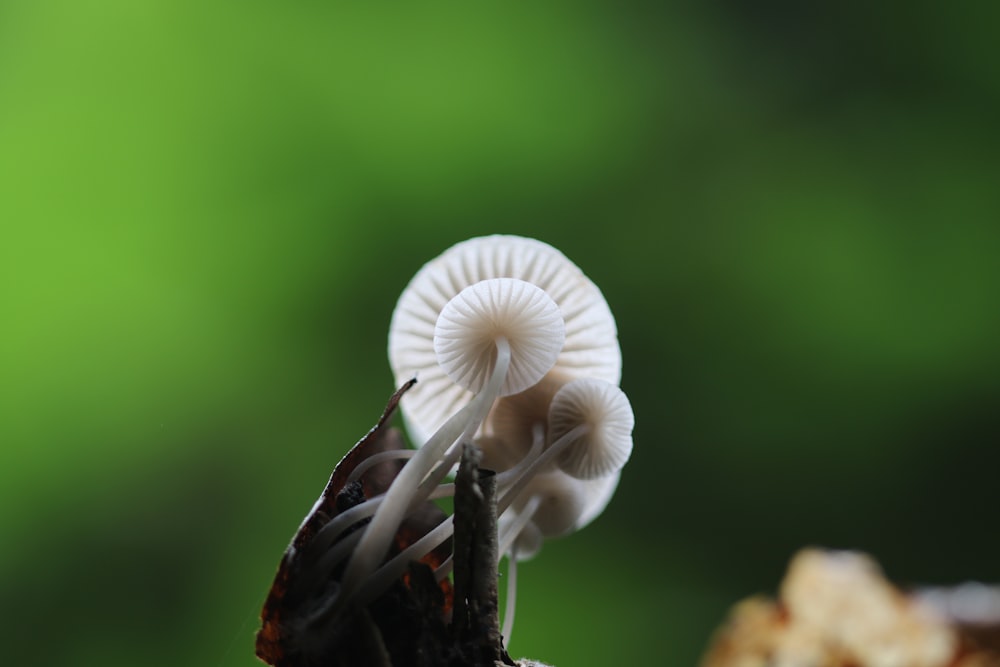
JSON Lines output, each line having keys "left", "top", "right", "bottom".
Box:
{"left": 572, "top": 470, "right": 620, "bottom": 531}
{"left": 476, "top": 435, "right": 530, "bottom": 474}
{"left": 505, "top": 519, "right": 543, "bottom": 562}
{"left": 433, "top": 278, "right": 565, "bottom": 397}
{"left": 500, "top": 470, "right": 621, "bottom": 562}
{"left": 507, "top": 471, "right": 591, "bottom": 538}
{"left": 548, "top": 378, "right": 634, "bottom": 480}
{"left": 483, "top": 369, "right": 570, "bottom": 455}
{"left": 388, "top": 235, "right": 621, "bottom": 444}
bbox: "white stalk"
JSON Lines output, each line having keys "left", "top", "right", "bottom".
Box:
{"left": 496, "top": 423, "right": 590, "bottom": 517}
{"left": 345, "top": 449, "right": 419, "bottom": 485}
{"left": 353, "top": 515, "right": 455, "bottom": 608}
{"left": 494, "top": 424, "right": 545, "bottom": 487}
{"left": 497, "top": 494, "right": 542, "bottom": 564}
{"left": 501, "top": 545, "right": 520, "bottom": 646}
{"left": 434, "top": 554, "right": 454, "bottom": 582}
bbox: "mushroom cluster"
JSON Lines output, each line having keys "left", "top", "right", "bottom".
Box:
{"left": 332, "top": 235, "right": 634, "bottom": 645}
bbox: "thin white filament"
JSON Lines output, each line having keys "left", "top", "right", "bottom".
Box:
{"left": 345, "top": 449, "right": 419, "bottom": 485}
{"left": 434, "top": 554, "right": 454, "bottom": 582}
{"left": 494, "top": 424, "right": 546, "bottom": 487}
{"left": 496, "top": 423, "right": 590, "bottom": 517}
{"left": 419, "top": 442, "right": 464, "bottom": 496}
{"left": 497, "top": 494, "right": 543, "bottom": 564}
{"left": 501, "top": 547, "right": 519, "bottom": 646}
{"left": 353, "top": 515, "right": 455, "bottom": 608}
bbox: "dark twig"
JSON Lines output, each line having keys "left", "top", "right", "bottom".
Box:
{"left": 452, "top": 443, "right": 514, "bottom": 666}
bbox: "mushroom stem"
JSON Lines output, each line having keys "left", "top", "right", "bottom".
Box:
{"left": 308, "top": 481, "right": 455, "bottom": 568}
{"left": 420, "top": 439, "right": 464, "bottom": 495}
{"left": 333, "top": 337, "right": 512, "bottom": 613}
{"left": 496, "top": 423, "right": 590, "bottom": 517}
{"left": 493, "top": 425, "right": 545, "bottom": 487}
{"left": 497, "top": 494, "right": 542, "bottom": 564}
{"left": 434, "top": 554, "right": 454, "bottom": 581}
{"left": 353, "top": 515, "right": 456, "bottom": 609}
{"left": 501, "top": 545, "right": 519, "bottom": 647}
{"left": 345, "top": 449, "right": 419, "bottom": 485}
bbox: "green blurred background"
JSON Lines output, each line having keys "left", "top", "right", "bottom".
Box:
{"left": 2, "top": 2, "right": 998, "bottom": 665}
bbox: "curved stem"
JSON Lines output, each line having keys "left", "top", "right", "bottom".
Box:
{"left": 496, "top": 423, "right": 590, "bottom": 517}
{"left": 494, "top": 424, "right": 545, "bottom": 487}
{"left": 434, "top": 554, "right": 453, "bottom": 582}
{"left": 345, "top": 449, "right": 419, "bottom": 485}
{"left": 497, "top": 494, "right": 542, "bottom": 563}
{"left": 496, "top": 491, "right": 541, "bottom": 648}
{"left": 303, "top": 530, "right": 363, "bottom": 600}
{"left": 354, "top": 515, "right": 455, "bottom": 608}
{"left": 418, "top": 443, "right": 463, "bottom": 496}
{"left": 501, "top": 547, "right": 519, "bottom": 646}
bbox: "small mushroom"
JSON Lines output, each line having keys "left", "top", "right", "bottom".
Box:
{"left": 485, "top": 376, "right": 632, "bottom": 641}
{"left": 498, "top": 470, "right": 621, "bottom": 560}
{"left": 493, "top": 378, "right": 633, "bottom": 521}
{"left": 433, "top": 277, "right": 565, "bottom": 397}
{"left": 548, "top": 378, "right": 634, "bottom": 480}
{"left": 502, "top": 514, "right": 544, "bottom": 562}
{"left": 505, "top": 471, "right": 590, "bottom": 539}
{"left": 475, "top": 375, "right": 631, "bottom": 649}
{"left": 508, "top": 470, "right": 587, "bottom": 537}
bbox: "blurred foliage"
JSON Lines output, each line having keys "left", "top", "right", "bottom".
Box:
{"left": 1, "top": 1, "right": 998, "bottom": 666}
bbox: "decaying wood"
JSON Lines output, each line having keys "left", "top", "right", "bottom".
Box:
{"left": 451, "top": 443, "right": 513, "bottom": 666}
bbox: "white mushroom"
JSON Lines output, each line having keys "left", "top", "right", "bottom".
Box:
{"left": 492, "top": 378, "right": 633, "bottom": 521}
{"left": 505, "top": 472, "right": 589, "bottom": 538}
{"left": 548, "top": 378, "right": 634, "bottom": 480}
{"left": 388, "top": 234, "right": 621, "bottom": 445}
{"left": 497, "top": 470, "right": 621, "bottom": 561}
{"left": 572, "top": 470, "right": 621, "bottom": 532}
{"left": 484, "top": 376, "right": 632, "bottom": 646}
{"left": 433, "top": 278, "right": 565, "bottom": 397}
{"left": 485, "top": 377, "right": 632, "bottom": 567}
